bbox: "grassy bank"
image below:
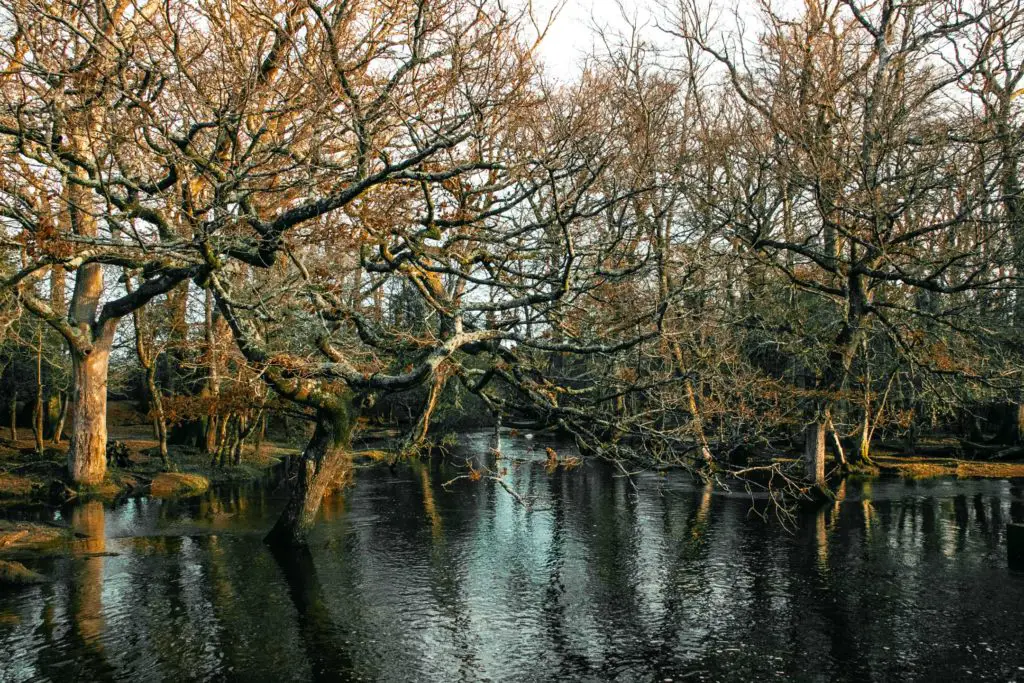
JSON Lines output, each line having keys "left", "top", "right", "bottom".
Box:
{"left": 872, "top": 454, "right": 1024, "bottom": 479}
{"left": 0, "top": 424, "right": 296, "bottom": 506}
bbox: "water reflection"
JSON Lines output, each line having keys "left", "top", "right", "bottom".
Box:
{"left": 1, "top": 433, "right": 1023, "bottom": 681}
{"left": 271, "top": 546, "right": 361, "bottom": 682}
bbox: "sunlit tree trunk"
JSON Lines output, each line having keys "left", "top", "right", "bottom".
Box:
{"left": 147, "top": 363, "right": 169, "bottom": 466}
{"left": 204, "top": 288, "right": 221, "bottom": 454}
{"left": 234, "top": 410, "right": 261, "bottom": 466}
{"left": 266, "top": 400, "right": 355, "bottom": 547}
{"left": 804, "top": 419, "right": 826, "bottom": 488}
{"left": 52, "top": 392, "right": 68, "bottom": 445}
{"left": 68, "top": 337, "right": 112, "bottom": 486}
{"left": 858, "top": 410, "right": 872, "bottom": 463}
{"left": 403, "top": 373, "right": 446, "bottom": 454}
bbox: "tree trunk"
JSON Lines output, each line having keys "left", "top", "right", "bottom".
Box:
{"left": 68, "top": 344, "right": 111, "bottom": 486}
{"left": 52, "top": 392, "right": 68, "bottom": 445}
{"left": 804, "top": 420, "right": 826, "bottom": 487}
{"left": 9, "top": 391, "right": 17, "bottom": 441}
{"left": 33, "top": 329, "right": 44, "bottom": 455}
{"left": 206, "top": 414, "right": 220, "bottom": 455}
{"left": 213, "top": 413, "right": 232, "bottom": 468}
{"left": 266, "top": 401, "right": 355, "bottom": 547}
{"left": 234, "top": 411, "right": 260, "bottom": 466}
{"left": 31, "top": 399, "right": 44, "bottom": 455}
{"left": 905, "top": 415, "right": 918, "bottom": 457}
{"left": 997, "top": 402, "right": 1024, "bottom": 445}
{"left": 45, "top": 394, "right": 61, "bottom": 440}
{"left": 203, "top": 288, "right": 221, "bottom": 455}
{"left": 829, "top": 425, "right": 848, "bottom": 472}
{"left": 685, "top": 378, "right": 715, "bottom": 469}
{"left": 850, "top": 408, "right": 878, "bottom": 467}
{"left": 403, "top": 374, "right": 445, "bottom": 454}
{"left": 254, "top": 412, "right": 266, "bottom": 458}
{"left": 233, "top": 418, "right": 244, "bottom": 466}
{"left": 146, "top": 365, "right": 169, "bottom": 467}
{"left": 858, "top": 411, "right": 872, "bottom": 463}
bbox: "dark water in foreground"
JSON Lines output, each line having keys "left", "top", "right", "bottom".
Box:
{"left": 2, "top": 432, "right": 1024, "bottom": 682}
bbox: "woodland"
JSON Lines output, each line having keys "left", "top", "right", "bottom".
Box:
{"left": 1, "top": 0, "right": 1023, "bottom": 546}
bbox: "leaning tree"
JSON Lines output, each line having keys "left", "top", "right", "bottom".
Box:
{"left": 0, "top": 0, "right": 684, "bottom": 542}
{"left": 197, "top": 11, "right": 679, "bottom": 546}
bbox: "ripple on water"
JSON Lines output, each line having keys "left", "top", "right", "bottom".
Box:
{"left": 2, "top": 438, "right": 1024, "bottom": 681}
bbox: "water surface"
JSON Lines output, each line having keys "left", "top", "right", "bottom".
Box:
{"left": 2, "top": 432, "right": 1023, "bottom": 681}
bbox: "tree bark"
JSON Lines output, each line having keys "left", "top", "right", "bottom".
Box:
{"left": 804, "top": 420, "right": 826, "bottom": 487}
{"left": 204, "top": 288, "right": 221, "bottom": 455}
{"left": 234, "top": 410, "right": 261, "bottom": 466}
{"left": 68, "top": 341, "right": 112, "bottom": 486}
{"left": 9, "top": 390, "right": 16, "bottom": 441}
{"left": 265, "top": 401, "right": 355, "bottom": 547}
{"left": 52, "top": 392, "right": 68, "bottom": 445}
{"left": 149, "top": 364, "right": 169, "bottom": 467}
{"left": 254, "top": 412, "right": 266, "bottom": 458}
{"left": 32, "top": 331, "right": 44, "bottom": 455}
{"left": 402, "top": 373, "right": 445, "bottom": 454}
{"left": 213, "top": 413, "right": 232, "bottom": 468}
{"left": 129, "top": 276, "right": 170, "bottom": 468}
{"left": 857, "top": 411, "right": 873, "bottom": 464}
{"left": 685, "top": 378, "right": 715, "bottom": 469}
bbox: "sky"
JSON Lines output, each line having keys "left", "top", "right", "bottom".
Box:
{"left": 534, "top": 0, "right": 656, "bottom": 80}
{"left": 533, "top": 0, "right": 777, "bottom": 81}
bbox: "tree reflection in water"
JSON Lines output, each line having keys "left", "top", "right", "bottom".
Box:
{"left": 0, "top": 434, "right": 1022, "bottom": 681}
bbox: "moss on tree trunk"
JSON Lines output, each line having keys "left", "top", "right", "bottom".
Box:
{"left": 265, "top": 396, "right": 356, "bottom": 547}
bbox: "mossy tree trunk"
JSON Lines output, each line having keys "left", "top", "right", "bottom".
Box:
{"left": 265, "top": 397, "right": 356, "bottom": 548}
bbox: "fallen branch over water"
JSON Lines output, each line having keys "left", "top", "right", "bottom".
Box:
{"left": 442, "top": 465, "right": 532, "bottom": 510}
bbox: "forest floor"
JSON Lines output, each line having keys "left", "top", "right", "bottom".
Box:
{"left": 0, "top": 434, "right": 293, "bottom": 503}
{"left": 0, "top": 424, "right": 296, "bottom": 575}
{"left": 0, "top": 400, "right": 301, "bottom": 508}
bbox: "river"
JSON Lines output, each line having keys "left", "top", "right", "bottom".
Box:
{"left": 2, "top": 431, "right": 1023, "bottom": 681}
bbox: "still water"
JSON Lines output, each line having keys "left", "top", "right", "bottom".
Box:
{"left": 2, "top": 432, "right": 1023, "bottom": 682}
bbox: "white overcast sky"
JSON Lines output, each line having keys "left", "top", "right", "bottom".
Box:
{"left": 534, "top": 0, "right": 658, "bottom": 80}
{"left": 533, "top": 0, "right": 782, "bottom": 80}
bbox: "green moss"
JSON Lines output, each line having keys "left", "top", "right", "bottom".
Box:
{"left": 0, "top": 559, "right": 46, "bottom": 585}
{"left": 150, "top": 472, "right": 210, "bottom": 497}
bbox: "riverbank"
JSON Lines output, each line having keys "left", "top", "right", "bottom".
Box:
{"left": 872, "top": 454, "right": 1024, "bottom": 479}
{"left": 0, "top": 426, "right": 294, "bottom": 582}
{"left": 0, "top": 428, "right": 295, "bottom": 507}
